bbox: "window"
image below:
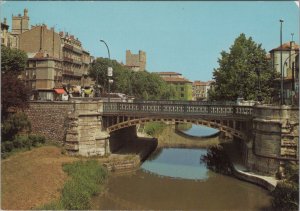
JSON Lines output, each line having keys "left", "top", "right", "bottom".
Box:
{"left": 181, "top": 87, "right": 184, "bottom": 92}
{"left": 181, "top": 93, "right": 184, "bottom": 98}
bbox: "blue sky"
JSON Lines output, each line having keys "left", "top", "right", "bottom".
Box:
{"left": 1, "top": 1, "right": 299, "bottom": 81}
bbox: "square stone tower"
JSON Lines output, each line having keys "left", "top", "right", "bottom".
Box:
{"left": 125, "top": 50, "right": 146, "bottom": 71}
{"left": 11, "top": 8, "right": 29, "bottom": 35}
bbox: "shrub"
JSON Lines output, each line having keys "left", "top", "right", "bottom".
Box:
{"left": 1, "top": 141, "right": 14, "bottom": 153}
{"left": 1, "top": 112, "right": 31, "bottom": 141}
{"left": 271, "top": 163, "right": 299, "bottom": 210}
{"left": 271, "top": 181, "right": 299, "bottom": 210}
{"left": 29, "top": 134, "right": 46, "bottom": 146}
{"left": 13, "top": 135, "right": 32, "bottom": 149}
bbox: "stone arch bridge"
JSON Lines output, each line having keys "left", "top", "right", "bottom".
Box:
{"left": 101, "top": 101, "right": 253, "bottom": 141}
{"left": 27, "top": 100, "right": 297, "bottom": 176}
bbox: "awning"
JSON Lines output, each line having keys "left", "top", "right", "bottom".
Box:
{"left": 54, "top": 88, "right": 66, "bottom": 94}
{"left": 84, "top": 88, "right": 93, "bottom": 95}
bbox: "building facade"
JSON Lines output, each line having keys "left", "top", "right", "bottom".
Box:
{"left": 269, "top": 41, "right": 299, "bottom": 104}
{"left": 192, "top": 80, "right": 212, "bottom": 101}
{"left": 125, "top": 50, "right": 146, "bottom": 72}
{"left": 3, "top": 9, "right": 94, "bottom": 101}
{"left": 1, "top": 17, "right": 18, "bottom": 48}
{"left": 156, "top": 72, "right": 193, "bottom": 100}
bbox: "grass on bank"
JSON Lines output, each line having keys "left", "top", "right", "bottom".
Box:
{"left": 36, "top": 160, "right": 107, "bottom": 210}
{"left": 144, "top": 122, "right": 167, "bottom": 137}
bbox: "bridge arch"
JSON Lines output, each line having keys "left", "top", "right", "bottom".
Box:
{"left": 105, "top": 117, "right": 248, "bottom": 141}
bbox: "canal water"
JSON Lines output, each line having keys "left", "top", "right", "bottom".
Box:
{"left": 93, "top": 125, "right": 272, "bottom": 210}
{"left": 181, "top": 124, "right": 219, "bottom": 137}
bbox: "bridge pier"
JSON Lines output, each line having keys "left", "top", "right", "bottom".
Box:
{"left": 65, "top": 101, "right": 110, "bottom": 156}
{"left": 246, "top": 105, "right": 298, "bottom": 176}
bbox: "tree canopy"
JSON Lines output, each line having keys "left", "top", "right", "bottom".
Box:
{"left": 208, "top": 33, "right": 278, "bottom": 102}
{"left": 1, "top": 46, "right": 30, "bottom": 117}
{"left": 1, "top": 45, "right": 28, "bottom": 74}
{"left": 89, "top": 57, "right": 178, "bottom": 100}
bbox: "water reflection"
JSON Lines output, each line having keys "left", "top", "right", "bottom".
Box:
{"left": 179, "top": 124, "right": 219, "bottom": 137}
{"left": 141, "top": 148, "right": 209, "bottom": 180}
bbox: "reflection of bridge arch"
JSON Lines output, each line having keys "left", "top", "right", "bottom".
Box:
{"left": 105, "top": 117, "right": 248, "bottom": 141}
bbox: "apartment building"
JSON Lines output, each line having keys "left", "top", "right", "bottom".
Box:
{"left": 192, "top": 80, "right": 212, "bottom": 101}
{"left": 3, "top": 9, "right": 93, "bottom": 100}
{"left": 156, "top": 72, "right": 193, "bottom": 100}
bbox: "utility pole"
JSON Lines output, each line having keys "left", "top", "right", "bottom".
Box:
{"left": 280, "top": 19, "right": 284, "bottom": 105}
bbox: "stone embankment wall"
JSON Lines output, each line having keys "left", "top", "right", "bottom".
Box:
{"left": 24, "top": 101, "right": 75, "bottom": 142}
{"left": 248, "top": 105, "right": 299, "bottom": 175}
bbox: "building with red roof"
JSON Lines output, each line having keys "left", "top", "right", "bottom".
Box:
{"left": 269, "top": 41, "right": 299, "bottom": 105}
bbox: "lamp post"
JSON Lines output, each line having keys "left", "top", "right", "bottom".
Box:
{"left": 280, "top": 19, "right": 284, "bottom": 105}
{"left": 100, "top": 40, "right": 112, "bottom": 102}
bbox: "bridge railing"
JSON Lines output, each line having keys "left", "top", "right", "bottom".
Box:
{"left": 133, "top": 99, "right": 236, "bottom": 105}
{"left": 103, "top": 102, "right": 253, "bottom": 117}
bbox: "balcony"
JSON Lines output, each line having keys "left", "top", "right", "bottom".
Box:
{"left": 63, "top": 43, "right": 73, "bottom": 50}
{"left": 63, "top": 57, "right": 73, "bottom": 63}
{"left": 62, "top": 70, "right": 74, "bottom": 75}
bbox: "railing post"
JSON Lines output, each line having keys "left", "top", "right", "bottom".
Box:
{"left": 207, "top": 105, "right": 211, "bottom": 114}
{"left": 233, "top": 106, "right": 236, "bottom": 115}
{"left": 117, "top": 102, "right": 120, "bottom": 112}
{"left": 183, "top": 104, "right": 187, "bottom": 113}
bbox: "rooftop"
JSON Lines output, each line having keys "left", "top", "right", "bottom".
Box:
{"left": 162, "top": 77, "right": 192, "bottom": 83}
{"left": 157, "top": 72, "right": 182, "bottom": 75}
{"left": 270, "top": 41, "right": 299, "bottom": 52}
{"left": 193, "top": 80, "right": 212, "bottom": 86}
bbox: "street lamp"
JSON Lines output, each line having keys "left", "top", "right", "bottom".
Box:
{"left": 100, "top": 40, "right": 112, "bottom": 102}
{"left": 280, "top": 19, "right": 284, "bottom": 105}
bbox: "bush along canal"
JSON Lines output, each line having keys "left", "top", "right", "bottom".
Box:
{"left": 92, "top": 124, "right": 273, "bottom": 210}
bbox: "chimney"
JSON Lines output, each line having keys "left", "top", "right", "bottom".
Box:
{"left": 4, "top": 18, "right": 7, "bottom": 24}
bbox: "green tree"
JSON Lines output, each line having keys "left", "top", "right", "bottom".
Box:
{"left": 1, "top": 45, "right": 28, "bottom": 74}
{"left": 208, "top": 33, "right": 278, "bottom": 102}
{"left": 1, "top": 46, "right": 30, "bottom": 117}
{"left": 89, "top": 57, "right": 179, "bottom": 100}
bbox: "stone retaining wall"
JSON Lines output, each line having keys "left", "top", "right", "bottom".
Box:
{"left": 24, "top": 101, "right": 75, "bottom": 142}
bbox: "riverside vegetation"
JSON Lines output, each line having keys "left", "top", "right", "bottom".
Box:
{"left": 36, "top": 160, "right": 108, "bottom": 210}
